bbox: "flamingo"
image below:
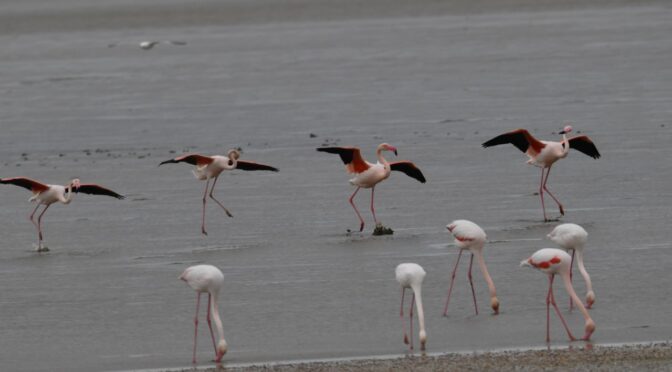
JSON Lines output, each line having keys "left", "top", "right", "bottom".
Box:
{"left": 0, "top": 177, "right": 124, "bottom": 252}
{"left": 521, "top": 248, "right": 595, "bottom": 342}
{"left": 159, "top": 149, "right": 278, "bottom": 235}
{"left": 443, "top": 220, "right": 499, "bottom": 316}
{"left": 316, "top": 143, "right": 426, "bottom": 232}
{"left": 179, "top": 264, "right": 228, "bottom": 364}
{"left": 482, "top": 125, "right": 600, "bottom": 221}
{"left": 548, "top": 223, "right": 594, "bottom": 309}
{"left": 395, "top": 263, "right": 427, "bottom": 351}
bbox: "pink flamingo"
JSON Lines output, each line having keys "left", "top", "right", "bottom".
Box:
{"left": 159, "top": 149, "right": 278, "bottom": 235}
{"left": 548, "top": 223, "right": 594, "bottom": 309}
{"left": 0, "top": 177, "right": 124, "bottom": 252}
{"left": 179, "top": 264, "right": 228, "bottom": 364}
{"left": 443, "top": 220, "right": 499, "bottom": 316}
{"left": 482, "top": 125, "right": 600, "bottom": 221}
{"left": 395, "top": 263, "right": 427, "bottom": 352}
{"left": 521, "top": 248, "right": 595, "bottom": 342}
{"left": 316, "top": 143, "right": 426, "bottom": 232}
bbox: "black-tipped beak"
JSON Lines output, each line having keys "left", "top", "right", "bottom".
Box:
{"left": 558, "top": 130, "right": 566, "bottom": 135}
{"left": 393, "top": 149, "right": 398, "bottom": 156}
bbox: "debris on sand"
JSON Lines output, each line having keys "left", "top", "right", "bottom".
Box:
{"left": 372, "top": 223, "right": 393, "bottom": 236}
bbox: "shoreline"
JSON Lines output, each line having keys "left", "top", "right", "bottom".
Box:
{"left": 191, "top": 342, "right": 672, "bottom": 371}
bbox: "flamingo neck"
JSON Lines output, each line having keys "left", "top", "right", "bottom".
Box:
{"left": 560, "top": 271, "right": 592, "bottom": 322}
{"left": 473, "top": 249, "right": 499, "bottom": 313}
{"left": 410, "top": 284, "right": 426, "bottom": 349}
{"left": 61, "top": 184, "right": 74, "bottom": 204}
{"left": 561, "top": 133, "right": 570, "bottom": 156}
{"left": 209, "top": 292, "right": 227, "bottom": 356}
{"left": 574, "top": 249, "right": 594, "bottom": 301}
{"left": 375, "top": 146, "right": 389, "bottom": 167}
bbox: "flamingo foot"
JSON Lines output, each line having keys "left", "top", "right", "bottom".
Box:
{"left": 35, "top": 243, "right": 49, "bottom": 253}
{"left": 559, "top": 204, "right": 565, "bottom": 216}
{"left": 226, "top": 211, "right": 233, "bottom": 218}
{"left": 420, "top": 342, "right": 426, "bottom": 351}
{"left": 201, "top": 228, "right": 208, "bottom": 236}
{"left": 403, "top": 334, "right": 409, "bottom": 345}
{"left": 359, "top": 222, "right": 364, "bottom": 232}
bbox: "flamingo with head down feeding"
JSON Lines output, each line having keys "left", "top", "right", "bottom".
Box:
{"left": 159, "top": 149, "right": 278, "bottom": 235}
{"left": 395, "top": 263, "right": 427, "bottom": 352}
{"left": 443, "top": 220, "right": 499, "bottom": 316}
{"left": 521, "top": 248, "right": 595, "bottom": 342}
{"left": 0, "top": 177, "right": 124, "bottom": 252}
{"left": 317, "top": 143, "right": 426, "bottom": 232}
{"left": 482, "top": 125, "right": 600, "bottom": 221}
{"left": 548, "top": 223, "right": 594, "bottom": 309}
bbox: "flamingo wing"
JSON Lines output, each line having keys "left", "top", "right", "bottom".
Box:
{"left": 390, "top": 161, "right": 426, "bottom": 183}
{"left": 75, "top": 184, "right": 125, "bottom": 199}
{"left": 482, "top": 129, "right": 545, "bottom": 155}
{"left": 159, "top": 153, "right": 214, "bottom": 167}
{"left": 568, "top": 136, "right": 601, "bottom": 159}
{"left": 316, "top": 147, "right": 370, "bottom": 173}
{"left": 0, "top": 177, "right": 50, "bottom": 193}
{"left": 236, "top": 160, "right": 279, "bottom": 172}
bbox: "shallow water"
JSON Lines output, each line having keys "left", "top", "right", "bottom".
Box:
{"left": 1, "top": 1, "right": 671, "bottom": 371}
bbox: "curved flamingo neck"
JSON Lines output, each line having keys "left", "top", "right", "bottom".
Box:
{"left": 561, "top": 133, "right": 570, "bottom": 156}
{"left": 575, "top": 250, "right": 593, "bottom": 295}
{"left": 559, "top": 271, "right": 591, "bottom": 322}
{"left": 209, "top": 291, "right": 226, "bottom": 346}
{"left": 410, "top": 283, "right": 426, "bottom": 346}
{"left": 473, "top": 249, "right": 498, "bottom": 304}
{"left": 375, "top": 146, "right": 389, "bottom": 166}
{"left": 61, "top": 184, "right": 74, "bottom": 204}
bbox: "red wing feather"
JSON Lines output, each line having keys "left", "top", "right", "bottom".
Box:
{"left": 316, "top": 147, "right": 370, "bottom": 174}
{"left": 0, "top": 177, "right": 50, "bottom": 193}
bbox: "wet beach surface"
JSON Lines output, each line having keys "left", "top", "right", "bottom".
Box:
{"left": 1, "top": 0, "right": 671, "bottom": 371}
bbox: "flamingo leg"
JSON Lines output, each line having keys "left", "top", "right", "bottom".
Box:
{"left": 370, "top": 186, "right": 378, "bottom": 225}
{"left": 468, "top": 253, "right": 479, "bottom": 315}
{"left": 36, "top": 204, "right": 51, "bottom": 250}
{"left": 206, "top": 294, "right": 217, "bottom": 354}
{"left": 348, "top": 187, "right": 365, "bottom": 232}
{"left": 542, "top": 165, "right": 564, "bottom": 216}
{"left": 549, "top": 275, "right": 577, "bottom": 341}
{"left": 201, "top": 178, "right": 211, "bottom": 235}
{"left": 443, "top": 249, "right": 464, "bottom": 316}
{"left": 192, "top": 293, "right": 201, "bottom": 364}
{"left": 409, "top": 293, "right": 415, "bottom": 351}
{"left": 539, "top": 167, "right": 548, "bottom": 221}
{"left": 28, "top": 203, "right": 42, "bottom": 248}
{"left": 569, "top": 249, "right": 575, "bottom": 310}
{"left": 546, "top": 275, "right": 553, "bottom": 342}
{"left": 400, "top": 288, "right": 409, "bottom": 345}
{"left": 209, "top": 176, "right": 233, "bottom": 218}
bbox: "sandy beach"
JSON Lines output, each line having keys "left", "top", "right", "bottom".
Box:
{"left": 1, "top": 0, "right": 671, "bottom": 371}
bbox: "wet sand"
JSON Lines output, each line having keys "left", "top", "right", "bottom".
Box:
{"left": 1, "top": 0, "right": 672, "bottom": 371}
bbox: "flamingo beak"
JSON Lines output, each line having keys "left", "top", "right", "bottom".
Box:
{"left": 392, "top": 147, "right": 398, "bottom": 156}
{"left": 559, "top": 129, "right": 567, "bottom": 134}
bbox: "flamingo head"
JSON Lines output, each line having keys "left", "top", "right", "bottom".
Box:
{"left": 379, "top": 143, "right": 398, "bottom": 156}
{"left": 227, "top": 149, "right": 241, "bottom": 160}
{"left": 586, "top": 291, "right": 595, "bottom": 309}
{"left": 559, "top": 124, "right": 573, "bottom": 135}
{"left": 214, "top": 339, "right": 228, "bottom": 362}
{"left": 446, "top": 223, "right": 456, "bottom": 232}
{"left": 70, "top": 178, "right": 81, "bottom": 190}
{"left": 491, "top": 296, "right": 500, "bottom": 314}
{"left": 419, "top": 330, "right": 427, "bottom": 351}
{"left": 583, "top": 319, "right": 596, "bottom": 341}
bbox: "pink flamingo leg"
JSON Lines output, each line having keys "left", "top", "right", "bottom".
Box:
{"left": 400, "top": 288, "right": 409, "bottom": 345}
{"left": 348, "top": 187, "right": 365, "bottom": 232}
{"left": 542, "top": 165, "right": 564, "bottom": 216}
{"left": 549, "top": 275, "right": 577, "bottom": 341}
{"left": 28, "top": 204, "right": 42, "bottom": 246}
{"left": 409, "top": 293, "right": 415, "bottom": 351}
{"left": 192, "top": 293, "right": 201, "bottom": 364}
{"left": 370, "top": 186, "right": 378, "bottom": 225}
{"left": 206, "top": 294, "right": 217, "bottom": 354}
{"left": 201, "top": 178, "right": 211, "bottom": 235}
{"left": 443, "top": 249, "right": 464, "bottom": 316}
{"left": 569, "top": 249, "right": 575, "bottom": 310}
{"left": 208, "top": 176, "right": 233, "bottom": 218}
{"left": 546, "top": 275, "right": 553, "bottom": 342}
{"left": 36, "top": 204, "right": 51, "bottom": 247}
{"left": 539, "top": 167, "right": 548, "bottom": 221}
{"left": 468, "top": 253, "right": 479, "bottom": 315}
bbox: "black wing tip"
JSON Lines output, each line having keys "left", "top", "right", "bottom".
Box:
{"left": 158, "top": 159, "right": 176, "bottom": 166}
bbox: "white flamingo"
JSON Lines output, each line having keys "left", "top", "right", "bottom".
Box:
{"left": 395, "top": 263, "right": 427, "bottom": 351}
{"left": 179, "top": 264, "right": 228, "bottom": 364}
{"left": 317, "top": 143, "right": 426, "bottom": 232}
{"left": 159, "top": 149, "right": 278, "bottom": 235}
{"left": 443, "top": 220, "right": 499, "bottom": 316}
{"left": 0, "top": 177, "right": 124, "bottom": 251}
{"left": 482, "top": 125, "right": 600, "bottom": 221}
{"left": 548, "top": 223, "right": 594, "bottom": 309}
{"left": 521, "top": 248, "right": 595, "bottom": 342}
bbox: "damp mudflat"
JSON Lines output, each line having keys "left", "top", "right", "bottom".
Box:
{"left": 0, "top": 0, "right": 671, "bottom": 371}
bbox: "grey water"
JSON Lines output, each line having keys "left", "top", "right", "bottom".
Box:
{"left": 1, "top": 1, "right": 671, "bottom": 371}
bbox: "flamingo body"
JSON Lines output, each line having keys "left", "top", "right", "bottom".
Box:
{"left": 482, "top": 125, "right": 600, "bottom": 221}
{"left": 548, "top": 223, "right": 594, "bottom": 308}
{"left": 443, "top": 220, "right": 499, "bottom": 315}
{"left": 521, "top": 248, "right": 595, "bottom": 342}
{"left": 180, "top": 265, "right": 228, "bottom": 363}
{"left": 395, "top": 263, "right": 427, "bottom": 351}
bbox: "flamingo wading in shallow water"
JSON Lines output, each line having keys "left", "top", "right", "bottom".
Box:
{"left": 159, "top": 149, "right": 278, "bottom": 235}
{"left": 316, "top": 143, "right": 426, "bottom": 232}
{"left": 521, "top": 248, "right": 595, "bottom": 342}
{"left": 443, "top": 220, "right": 499, "bottom": 316}
{"left": 0, "top": 177, "right": 124, "bottom": 252}
{"left": 395, "top": 263, "right": 427, "bottom": 351}
{"left": 180, "top": 265, "right": 228, "bottom": 364}
{"left": 482, "top": 125, "right": 600, "bottom": 221}
{"left": 548, "top": 223, "right": 594, "bottom": 309}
